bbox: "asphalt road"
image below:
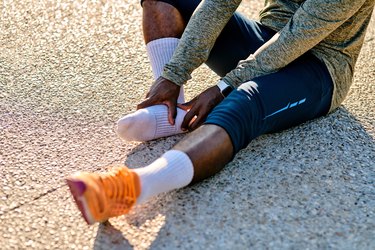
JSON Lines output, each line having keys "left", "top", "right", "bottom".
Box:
{"left": 1, "top": 1, "right": 374, "bottom": 249}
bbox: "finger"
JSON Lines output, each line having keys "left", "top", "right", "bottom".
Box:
{"left": 166, "top": 101, "right": 177, "bottom": 125}
{"left": 181, "top": 108, "right": 198, "bottom": 131}
{"left": 137, "top": 98, "right": 155, "bottom": 110}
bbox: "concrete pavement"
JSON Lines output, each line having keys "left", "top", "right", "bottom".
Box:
{"left": 1, "top": 1, "right": 374, "bottom": 249}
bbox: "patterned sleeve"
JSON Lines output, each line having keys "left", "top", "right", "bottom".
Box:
{"left": 222, "top": 0, "right": 368, "bottom": 87}
{"left": 162, "top": 0, "right": 242, "bottom": 86}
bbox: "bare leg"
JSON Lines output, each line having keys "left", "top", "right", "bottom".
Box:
{"left": 116, "top": 0, "right": 188, "bottom": 142}
{"left": 174, "top": 124, "right": 234, "bottom": 184}
{"left": 142, "top": 0, "right": 186, "bottom": 43}
{"left": 68, "top": 2, "right": 234, "bottom": 224}
{"left": 142, "top": 1, "right": 234, "bottom": 177}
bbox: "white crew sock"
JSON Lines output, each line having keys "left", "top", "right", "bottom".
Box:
{"left": 133, "top": 150, "right": 194, "bottom": 204}
{"left": 117, "top": 38, "right": 187, "bottom": 141}
{"left": 146, "top": 37, "right": 184, "bottom": 103}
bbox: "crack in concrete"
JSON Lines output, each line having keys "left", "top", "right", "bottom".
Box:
{"left": 1, "top": 184, "right": 65, "bottom": 215}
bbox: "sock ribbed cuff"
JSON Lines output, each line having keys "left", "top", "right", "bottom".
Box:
{"left": 146, "top": 38, "right": 185, "bottom": 103}
{"left": 134, "top": 150, "right": 194, "bottom": 204}
{"left": 146, "top": 37, "right": 180, "bottom": 80}
{"left": 154, "top": 109, "right": 174, "bottom": 138}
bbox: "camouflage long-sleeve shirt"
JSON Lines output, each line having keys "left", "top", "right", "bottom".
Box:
{"left": 162, "top": 0, "right": 375, "bottom": 112}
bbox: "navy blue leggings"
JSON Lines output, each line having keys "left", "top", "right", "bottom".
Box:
{"left": 142, "top": 0, "right": 334, "bottom": 155}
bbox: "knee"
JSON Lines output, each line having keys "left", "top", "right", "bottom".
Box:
{"left": 141, "top": 0, "right": 161, "bottom": 15}
{"left": 141, "top": 0, "right": 174, "bottom": 8}
{"left": 205, "top": 85, "right": 265, "bottom": 154}
{"left": 141, "top": 0, "right": 157, "bottom": 6}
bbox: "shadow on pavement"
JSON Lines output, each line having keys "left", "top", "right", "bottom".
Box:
{"left": 94, "top": 106, "right": 374, "bottom": 249}
{"left": 93, "top": 221, "right": 132, "bottom": 250}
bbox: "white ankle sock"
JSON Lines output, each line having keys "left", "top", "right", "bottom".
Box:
{"left": 117, "top": 38, "right": 187, "bottom": 141}
{"left": 117, "top": 105, "right": 187, "bottom": 141}
{"left": 133, "top": 150, "right": 194, "bottom": 204}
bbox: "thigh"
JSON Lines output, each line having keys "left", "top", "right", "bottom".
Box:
{"left": 206, "top": 14, "right": 276, "bottom": 76}
{"left": 253, "top": 53, "right": 333, "bottom": 134}
{"left": 205, "top": 53, "right": 333, "bottom": 155}
{"left": 145, "top": 0, "right": 276, "bottom": 76}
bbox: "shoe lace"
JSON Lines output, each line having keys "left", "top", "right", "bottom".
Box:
{"left": 99, "top": 167, "right": 136, "bottom": 215}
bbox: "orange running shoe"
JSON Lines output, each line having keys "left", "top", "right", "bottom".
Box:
{"left": 66, "top": 166, "right": 140, "bottom": 225}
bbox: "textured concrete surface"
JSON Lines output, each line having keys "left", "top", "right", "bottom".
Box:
{"left": 0, "top": 1, "right": 374, "bottom": 249}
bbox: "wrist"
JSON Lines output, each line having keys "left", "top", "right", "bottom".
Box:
{"left": 158, "top": 76, "right": 181, "bottom": 89}
{"left": 216, "top": 80, "right": 234, "bottom": 98}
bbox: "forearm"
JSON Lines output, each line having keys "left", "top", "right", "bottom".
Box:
{"left": 162, "top": 0, "right": 242, "bottom": 86}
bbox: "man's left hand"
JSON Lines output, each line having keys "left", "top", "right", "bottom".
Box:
{"left": 178, "top": 86, "right": 224, "bottom": 131}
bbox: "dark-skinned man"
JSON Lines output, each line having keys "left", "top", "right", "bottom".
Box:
{"left": 66, "top": 0, "right": 374, "bottom": 225}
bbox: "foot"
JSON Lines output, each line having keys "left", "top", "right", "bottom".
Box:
{"left": 66, "top": 167, "right": 141, "bottom": 225}
{"left": 116, "top": 105, "right": 187, "bottom": 142}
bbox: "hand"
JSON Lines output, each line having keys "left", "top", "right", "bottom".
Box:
{"left": 137, "top": 76, "right": 181, "bottom": 125}
{"left": 178, "top": 86, "right": 223, "bottom": 131}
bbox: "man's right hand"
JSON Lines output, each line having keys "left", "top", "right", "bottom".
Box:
{"left": 137, "top": 76, "right": 181, "bottom": 125}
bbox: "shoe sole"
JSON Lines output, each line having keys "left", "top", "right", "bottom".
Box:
{"left": 66, "top": 178, "right": 96, "bottom": 225}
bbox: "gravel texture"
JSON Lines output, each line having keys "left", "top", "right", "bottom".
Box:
{"left": 0, "top": 1, "right": 374, "bottom": 249}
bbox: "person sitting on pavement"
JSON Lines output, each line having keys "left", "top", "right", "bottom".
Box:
{"left": 66, "top": 0, "right": 375, "bottom": 225}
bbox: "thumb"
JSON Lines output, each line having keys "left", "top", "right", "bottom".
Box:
{"left": 137, "top": 98, "right": 155, "bottom": 110}
{"left": 177, "top": 98, "right": 197, "bottom": 111}
{"left": 177, "top": 103, "right": 191, "bottom": 111}
{"left": 166, "top": 101, "right": 177, "bottom": 125}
